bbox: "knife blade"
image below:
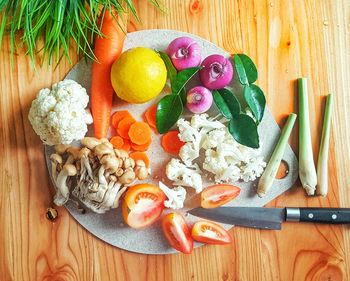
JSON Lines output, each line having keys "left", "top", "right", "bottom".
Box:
{"left": 188, "top": 207, "right": 350, "bottom": 230}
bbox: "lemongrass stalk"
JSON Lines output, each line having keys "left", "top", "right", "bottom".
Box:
{"left": 316, "top": 94, "right": 333, "bottom": 196}
{"left": 298, "top": 78, "right": 317, "bottom": 195}
{"left": 257, "top": 113, "right": 297, "bottom": 197}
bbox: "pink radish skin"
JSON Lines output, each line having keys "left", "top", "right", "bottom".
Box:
{"left": 199, "top": 54, "right": 233, "bottom": 90}
{"left": 166, "top": 37, "right": 201, "bottom": 71}
{"left": 186, "top": 86, "right": 213, "bottom": 114}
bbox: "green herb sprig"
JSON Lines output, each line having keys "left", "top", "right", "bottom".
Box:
{"left": 0, "top": 0, "right": 163, "bottom": 65}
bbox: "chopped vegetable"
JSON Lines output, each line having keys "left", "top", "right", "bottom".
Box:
{"left": 110, "top": 136, "right": 124, "bottom": 149}
{"left": 298, "top": 78, "right": 317, "bottom": 195}
{"left": 317, "top": 94, "right": 333, "bottom": 196}
{"left": 191, "top": 221, "right": 232, "bottom": 245}
{"left": 257, "top": 113, "right": 297, "bottom": 197}
{"left": 186, "top": 86, "right": 213, "bottom": 114}
{"left": 131, "top": 139, "right": 152, "bottom": 152}
{"left": 91, "top": 10, "right": 125, "bottom": 139}
{"left": 117, "top": 117, "right": 136, "bottom": 139}
{"left": 161, "top": 213, "right": 193, "bottom": 254}
{"left": 129, "top": 152, "right": 150, "bottom": 167}
{"left": 121, "top": 138, "right": 131, "bottom": 152}
{"left": 128, "top": 122, "right": 152, "bottom": 145}
{"left": 112, "top": 111, "right": 133, "bottom": 129}
{"left": 159, "top": 182, "right": 186, "bottom": 210}
{"left": 199, "top": 54, "right": 233, "bottom": 90}
{"left": 201, "top": 184, "right": 241, "bottom": 208}
{"left": 122, "top": 184, "right": 165, "bottom": 229}
{"left": 161, "top": 131, "right": 185, "bottom": 155}
{"left": 166, "top": 37, "right": 201, "bottom": 71}
{"left": 144, "top": 104, "right": 158, "bottom": 129}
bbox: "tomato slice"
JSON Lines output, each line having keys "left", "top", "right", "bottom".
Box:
{"left": 191, "top": 221, "right": 232, "bottom": 245}
{"left": 122, "top": 184, "right": 165, "bottom": 229}
{"left": 201, "top": 184, "right": 240, "bottom": 209}
{"left": 161, "top": 213, "right": 193, "bottom": 254}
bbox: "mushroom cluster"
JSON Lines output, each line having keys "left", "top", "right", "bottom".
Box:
{"left": 50, "top": 137, "right": 150, "bottom": 213}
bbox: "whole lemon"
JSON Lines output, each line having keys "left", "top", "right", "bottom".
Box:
{"left": 111, "top": 47, "right": 167, "bottom": 103}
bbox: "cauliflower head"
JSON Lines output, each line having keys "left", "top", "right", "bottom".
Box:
{"left": 159, "top": 182, "right": 186, "bottom": 210}
{"left": 28, "top": 80, "right": 92, "bottom": 145}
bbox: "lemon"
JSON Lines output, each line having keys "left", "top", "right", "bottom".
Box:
{"left": 111, "top": 47, "right": 167, "bottom": 104}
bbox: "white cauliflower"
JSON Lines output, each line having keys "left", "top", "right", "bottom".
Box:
{"left": 159, "top": 182, "right": 186, "bottom": 210}
{"left": 165, "top": 159, "right": 203, "bottom": 193}
{"left": 190, "top": 114, "right": 225, "bottom": 130}
{"left": 28, "top": 80, "right": 92, "bottom": 145}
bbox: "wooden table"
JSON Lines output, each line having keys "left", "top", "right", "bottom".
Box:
{"left": 1, "top": 0, "right": 349, "bottom": 280}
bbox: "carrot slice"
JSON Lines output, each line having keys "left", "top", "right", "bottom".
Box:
{"left": 111, "top": 111, "right": 134, "bottom": 129}
{"left": 161, "top": 131, "right": 185, "bottom": 155}
{"left": 144, "top": 104, "right": 157, "bottom": 129}
{"left": 110, "top": 136, "right": 124, "bottom": 149}
{"left": 117, "top": 117, "right": 136, "bottom": 139}
{"left": 121, "top": 138, "right": 131, "bottom": 151}
{"left": 130, "top": 152, "right": 150, "bottom": 167}
{"left": 131, "top": 138, "right": 151, "bottom": 151}
{"left": 128, "top": 122, "right": 152, "bottom": 145}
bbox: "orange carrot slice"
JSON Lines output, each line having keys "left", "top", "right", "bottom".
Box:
{"left": 121, "top": 138, "right": 131, "bottom": 151}
{"left": 111, "top": 111, "right": 133, "bottom": 129}
{"left": 128, "top": 122, "right": 152, "bottom": 145}
{"left": 117, "top": 117, "right": 136, "bottom": 139}
{"left": 131, "top": 138, "right": 152, "bottom": 151}
{"left": 130, "top": 152, "right": 150, "bottom": 167}
{"left": 161, "top": 131, "right": 185, "bottom": 155}
{"left": 144, "top": 104, "right": 157, "bottom": 129}
{"left": 110, "top": 136, "right": 124, "bottom": 149}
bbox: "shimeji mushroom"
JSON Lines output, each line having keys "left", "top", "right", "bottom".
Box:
{"left": 50, "top": 153, "right": 62, "bottom": 184}
{"left": 54, "top": 163, "right": 77, "bottom": 206}
{"left": 79, "top": 147, "right": 93, "bottom": 179}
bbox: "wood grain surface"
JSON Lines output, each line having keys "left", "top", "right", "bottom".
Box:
{"left": 1, "top": 0, "right": 350, "bottom": 280}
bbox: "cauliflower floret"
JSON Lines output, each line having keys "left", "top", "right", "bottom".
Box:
{"left": 166, "top": 159, "right": 203, "bottom": 193}
{"left": 179, "top": 142, "right": 199, "bottom": 166}
{"left": 240, "top": 157, "right": 266, "bottom": 182}
{"left": 190, "top": 114, "right": 225, "bottom": 130}
{"left": 28, "top": 79, "right": 92, "bottom": 145}
{"left": 159, "top": 182, "right": 186, "bottom": 209}
{"left": 201, "top": 128, "right": 226, "bottom": 149}
{"left": 177, "top": 118, "right": 200, "bottom": 143}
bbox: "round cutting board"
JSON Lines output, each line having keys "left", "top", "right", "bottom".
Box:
{"left": 45, "top": 29, "right": 298, "bottom": 255}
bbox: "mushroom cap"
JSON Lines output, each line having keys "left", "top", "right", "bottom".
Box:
{"left": 55, "top": 144, "right": 70, "bottom": 155}
{"left": 79, "top": 147, "right": 91, "bottom": 158}
{"left": 94, "top": 143, "right": 114, "bottom": 157}
{"left": 81, "top": 137, "right": 101, "bottom": 149}
{"left": 50, "top": 153, "right": 63, "bottom": 164}
{"left": 63, "top": 163, "right": 77, "bottom": 176}
{"left": 100, "top": 155, "right": 120, "bottom": 173}
{"left": 66, "top": 147, "right": 81, "bottom": 160}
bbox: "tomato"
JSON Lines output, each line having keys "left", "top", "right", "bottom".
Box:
{"left": 161, "top": 213, "right": 193, "bottom": 254}
{"left": 122, "top": 184, "right": 165, "bottom": 229}
{"left": 191, "top": 221, "right": 232, "bottom": 245}
{"left": 201, "top": 184, "right": 240, "bottom": 209}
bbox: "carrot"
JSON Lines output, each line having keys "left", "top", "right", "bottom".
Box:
{"left": 131, "top": 138, "right": 151, "bottom": 151}
{"left": 144, "top": 104, "right": 157, "bottom": 129}
{"left": 117, "top": 117, "right": 136, "bottom": 139}
{"left": 128, "top": 121, "right": 152, "bottom": 145}
{"left": 130, "top": 152, "right": 150, "bottom": 167}
{"left": 111, "top": 110, "right": 134, "bottom": 129}
{"left": 91, "top": 10, "right": 126, "bottom": 139}
{"left": 110, "top": 136, "right": 124, "bottom": 149}
{"left": 121, "top": 138, "right": 131, "bottom": 151}
{"left": 161, "top": 131, "right": 185, "bottom": 155}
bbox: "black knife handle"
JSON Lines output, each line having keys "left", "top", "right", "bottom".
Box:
{"left": 298, "top": 208, "right": 350, "bottom": 224}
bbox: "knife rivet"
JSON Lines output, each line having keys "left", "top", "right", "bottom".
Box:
{"left": 332, "top": 214, "right": 337, "bottom": 219}
{"left": 308, "top": 213, "right": 314, "bottom": 219}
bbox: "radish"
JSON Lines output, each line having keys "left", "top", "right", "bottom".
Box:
{"left": 166, "top": 37, "right": 201, "bottom": 71}
{"left": 186, "top": 86, "right": 213, "bottom": 114}
{"left": 199, "top": 55, "right": 233, "bottom": 90}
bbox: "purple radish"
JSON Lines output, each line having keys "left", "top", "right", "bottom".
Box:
{"left": 199, "top": 54, "right": 233, "bottom": 89}
{"left": 166, "top": 37, "right": 201, "bottom": 71}
{"left": 186, "top": 86, "right": 213, "bottom": 114}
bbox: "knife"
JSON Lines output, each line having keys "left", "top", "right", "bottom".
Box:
{"left": 188, "top": 207, "right": 350, "bottom": 230}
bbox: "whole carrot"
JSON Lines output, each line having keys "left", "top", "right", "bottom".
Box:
{"left": 91, "top": 10, "right": 126, "bottom": 139}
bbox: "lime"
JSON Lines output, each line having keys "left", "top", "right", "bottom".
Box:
{"left": 111, "top": 47, "right": 167, "bottom": 104}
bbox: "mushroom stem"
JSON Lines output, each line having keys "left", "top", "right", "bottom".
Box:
{"left": 54, "top": 164, "right": 77, "bottom": 206}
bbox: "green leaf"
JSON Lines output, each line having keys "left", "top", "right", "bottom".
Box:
{"left": 156, "top": 95, "right": 183, "bottom": 134}
{"left": 243, "top": 84, "right": 266, "bottom": 123}
{"left": 229, "top": 114, "right": 259, "bottom": 148}
{"left": 233, "top": 54, "right": 258, "bottom": 85}
{"left": 213, "top": 88, "right": 241, "bottom": 119}
{"left": 172, "top": 67, "right": 200, "bottom": 96}
{"left": 158, "top": 51, "right": 177, "bottom": 83}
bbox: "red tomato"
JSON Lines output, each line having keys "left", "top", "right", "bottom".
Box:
{"left": 191, "top": 221, "right": 232, "bottom": 245}
{"left": 161, "top": 213, "right": 193, "bottom": 254}
{"left": 201, "top": 184, "right": 240, "bottom": 209}
{"left": 122, "top": 184, "right": 165, "bottom": 229}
